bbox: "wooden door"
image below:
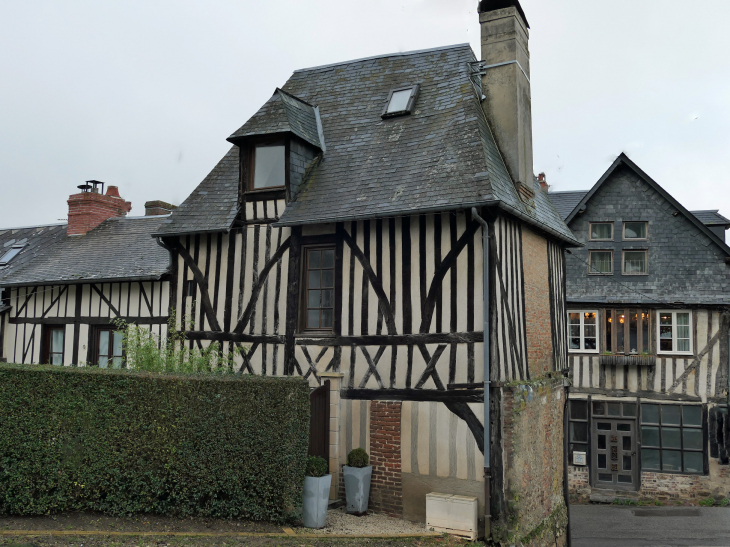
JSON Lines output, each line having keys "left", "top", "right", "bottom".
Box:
{"left": 308, "top": 380, "right": 330, "bottom": 462}
{"left": 592, "top": 418, "right": 638, "bottom": 490}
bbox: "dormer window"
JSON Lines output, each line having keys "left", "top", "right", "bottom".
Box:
{"left": 251, "top": 142, "right": 286, "bottom": 190}
{"left": 0, "top": 244, "right": 24, "bottom": 266}
{"left": 382, "top": 85, "right": 420, "bottom": 118}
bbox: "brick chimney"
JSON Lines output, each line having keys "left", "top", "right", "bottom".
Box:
{"left": 537, "top": 172, "right": 548, "bottom": 190}
{"left": 67, "top": 182, "right": 132, "bottom": 236}
{"left": 478, "top": 0, "right": 534, "bottom": 198}
{"left": 144, "top": 200, "right": 178, "bottom": 216}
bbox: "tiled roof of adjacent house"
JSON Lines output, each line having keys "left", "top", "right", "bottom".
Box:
{"left": 157, "top": 44, "right": 577, "bottom": 245}
{"left": 690, "top": 210, "right": 730, "bottom": 227}
{"left": 547, "top": 190, "right": 588, "bottom": 221}
{"left": 0, "top": 217, "right": 171, "bottom": 287}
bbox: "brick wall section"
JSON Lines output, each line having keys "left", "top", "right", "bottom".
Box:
{"left": 368, "top": 401, "right": 402, "bottom": 517}
{"left": 567, "top": 465, "right": 590, "bottom": 503}
{"left": 521, "top": 226, "right": 554, "bottom": 377}
{"left": 67, "top": 192, "right": 132, "bottom": 236}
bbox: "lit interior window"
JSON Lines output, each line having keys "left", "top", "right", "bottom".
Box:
{"left": 253, "top": 144, "right": 285, "bottom": 189}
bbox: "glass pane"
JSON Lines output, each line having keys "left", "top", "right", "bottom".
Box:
{"left": 624, "top": 222, "right": 647, "bottom": 239}
{"left": 623, "top": 436, "right": 631, "bottom": 451}
{"left": 98, "top": 356, "right": 108, "bottom": 369}
{"left": 570, "top": 401, "right": 588, "bottom": 420}
{"left": 591, "top": 223, "right": 613, "bottom": 240}
{"left": 308, "top": 290, "right": 321, "bottom": 308}
{"left": 321, "top": 309, "right": 333, "bottom": 328}
{"left": 570, "top": 338, "right": 581, "bottom": 350}
{"left": 253, "top": 145, "right": 285, "bottom": 189}
{"left": 617, "top": 423, "right": 631, "bottom": 432}
{"left": 584, "top": 325, "right": 596, "bottom": 338}
{"left": 569, "top": 312, "right": 580, "bottom": 324}
{"left": 593, "top": 401, "right": 604, "bottom": 415}
{"left": 662, "top": 405, "right": 681, "bottom": 425}
{"left": 99, "top": 331, "right": 109, "bottom": 358}
{"left": 662, "top": 450, "right": 681, "bottom": 471}
{"left": 112, "top": 357, "right": 123, "bottom": 369}
{"left": 660, "top": 338, "right": 673, "bottom": 352}
{"left": 642, "top": 426, "right": 660, "bottom": 447}
{"left": 676, "top": 312, "right": 690, "bottom": 326}
{"left": 584, "top": 312, "right": 596, "bottom": 325}
{"left": 607, "top": 403, "right": 620, "bottom": 416}
{"left": 623, "top": 455, "right": 632, "bottom": 471}
{"left": 684, "top": 452, "right": 703, "bottom": 474}
{"left": 322, "top": 250, "right": 335, "bottom": 268}
{"left": 617, "top": 311, "right": 625, "bottom": 353}
{"left": 629, "top": 311, "right": 638, "bottom": 354}
{"left": 642, "top": 404, "right": 659, "bottom": 424}
{"left": 624, "top": 251, "right": 647, "bottom": 274}
{"left": 308, "top": 270, "right": 321, "bottom": 289}
{"left": 307, "top": 309, "right": 320, "bottom": 329}
{"left": 321, "top": 289, "right": 333, "bottom": 308}
{"left": 662, "top": 427, "right": 681, "bottom": 449}
{"left": 112, "top": 333, "right": 123, "bottom": 358}
{"left": 682, "top": 406, "right": 702, "bottom": 427}
{"left": 617, "top": 475, "right": 633, "bottom": 483}
{"left": 683, "top": 429, "right": 703, "bottom": 450}
{"left": 51, "top": 329, "right": 64, "bottom": 353}
{"left": 570, "top": 422, "right": 588, "bottom": 443}
{"left": 387, "top": 89, "right": 412, "bottom": 113}
{"left": 0, "top": 246, "right": 22, "bottom": 264}
{"left": 641, "top": 449, "right": 660, "bottom": 470}
{"left": 598, "top": 435, "right": 607, "bottom": 450}
{"left": 309, "top": 250, "right": 321, "bottom": 269}
{"left": 677, "top": 338, "right": 690, "bottom": 352}
{"left": 598, "top": 473, "right": 613, "bottom": 482}
{"left": 623, "top": 403, "right": 636, "bottom": 417}
{"left": 590, "top": 251, "right": 612, "bottom": 274}
{"left": 641, "top": 311, "right": 650, "bottom": 353}
{"left": 659, "top": 313, "right": 672, "bottom": 326}
{"left": 597, "top": 422, "right": 611, "bottom": 430}
{"left": 570, "top": 325, "right": 581, "bottom": 337}
{"left": 605, "top": 312, "right": 612, "bottom": 352}
{"left": 598, "top": 454, "right": 607, "bottom": 469}
{"left": 585, "top": 338, "right": 597, "bottom": 351}
{"left": 51, "top": 353, "right": 62, "bottom": 366}
{"left": 321, "top": 269, "right": 334, "bottom": 288}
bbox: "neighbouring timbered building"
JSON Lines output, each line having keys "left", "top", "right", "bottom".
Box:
{"left": 0, "top": 185, "right": 172, "bottom": 367}
{"left": 153, "top": 2, "right": 578, "bottom": 543}
{"left": 549, "top": 153, "right": 730, "bottom": 502}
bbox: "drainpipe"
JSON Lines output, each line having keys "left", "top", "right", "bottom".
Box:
{"left": 471, "top": 207, "right": 491, "bottom": 538}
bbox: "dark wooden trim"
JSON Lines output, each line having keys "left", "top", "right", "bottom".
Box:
{"left": 342, "top": 388, "right": 484, "bottom": 403}
{"left": 171, "top": 236, "right": 220, "bottom": 332}
{"left": 90, "top": 283, "right": 120, "bottom": 317}
{"left": 15, "top": 286, "right": 38, "bottom": 317}
{"left": 284, "top": 227, "right": 302, "bottom": 375}
{"left": 11, "top": 316, "right": 170, "bottom": 326}
{"left": 347, "top": 221, "right": 356, "bottom": 336}
{"left": 445, "top": 401, "right": 484, "bottom": 453}
{"left": 572, "top": 387, "right": 705, "bottom": 402}
{"left": 223, "top": 231, "right": 236, "bottom": 332}
{"left": 402, "top": 217, "right": 412, "bottom": 335}
{"left": 361, "top": 220, "right": 370, "bottom": 336}
{"left": 334, "top": 224, "right": 344, "bottom": 336}
{"left": 71, "top": 286, "right": 82, "bottom": 364}
{"left": 40, "top": 286, "right": 68, "bottom": 319}
{"left": 388, "top": 217, "right": 397, "bottom": 388}
{"left": 294, "top": 332, "right": 483, "bottom": 346}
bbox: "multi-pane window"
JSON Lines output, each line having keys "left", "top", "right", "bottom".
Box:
{"left": 589, "top": 222, "right": 614, "bottom": 241}
{"left": 605, "top": 309, "right": 651, "bottom": 355}
{"left": 96, "top": 328, "right": 123, "bottom": 368}
{"left": 303, "top": 247, "right": 335, "bottom": 331}
{"left": 251, "top": 143, "right": 286, "bottom": 189}
{"left": 641, "top": 404, "right": 704, "bottom": 474}
{"left": 43, "top": 326, "right": 64, "bottom": 365}
{"left": 569, "top": 400, "right": 589, "bottom": 464}
{"left": 657, "top": 311, "right": 692, "bottom": 354}
{"left": 568, "top": 311, "right": 598, "bottom": 352}
{"left": 623, "top": 250, "right": 648, "bottom": 275}
{"left": 623, "top": 221, "right": 648, "bottom": 240}
{"left": 588, "top": 250, "right": 613, "bottom": 274}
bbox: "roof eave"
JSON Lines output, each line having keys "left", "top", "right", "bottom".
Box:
{"left": 0, "top": 273, "right": 170, "bottom": 289}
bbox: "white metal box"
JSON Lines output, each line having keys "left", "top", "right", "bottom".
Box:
{"left": 425, "top": 492, "right": 478, "bottom": 540}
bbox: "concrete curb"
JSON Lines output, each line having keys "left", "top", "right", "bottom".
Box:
{"left": 0, "top": 529, "right": 443, "bottom": 539}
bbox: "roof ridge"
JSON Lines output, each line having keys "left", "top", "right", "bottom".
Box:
{"left": 293, "top": 43, "right": 471, "bottom": 73}
{"left": 0, "top": 222, "right": 67, "bottom": 231}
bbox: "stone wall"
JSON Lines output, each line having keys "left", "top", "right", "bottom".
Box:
{"left": 567, "top": 465, "right": 590, "bottom": 503}
{"left": 368, "top": 401, "right": 403, "bottom": 517}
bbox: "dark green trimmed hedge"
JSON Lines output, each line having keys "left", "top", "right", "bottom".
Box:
{"left": 0, "top": 364, "right": 309, "bottom": 522}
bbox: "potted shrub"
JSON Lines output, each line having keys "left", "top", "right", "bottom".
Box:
{"left": 343, "top": 448, "right": 372, "bottom": 515}
{"left": 302, "top": 455, "right": 331, "bottom": 529}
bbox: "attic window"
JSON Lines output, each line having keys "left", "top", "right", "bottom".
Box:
{"left": 251, "top": 142, "right": 286, "bottom": 190}
{"left": 382, "top": 85, "right": 420, "bottom": 118}
{"left": 0, "top": 245, "right": 24, "bottom": 266}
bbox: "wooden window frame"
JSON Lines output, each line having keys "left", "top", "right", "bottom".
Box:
{"left": 588, "top": 222, "right": 614, "bottom": 242}
{"left": 568, "top": 310, "right": 600, "bottom": 354}
{"left": 622, "top": 249, "right": 648, "bottom": 276}
{"left": 244, "top": 138, "right": 289, "bottom": 194}
{"left": 603, "top": 309, "right": 652, "bottom": 356}
{"left": 640, "top": 403, "right": 706, "bottom": 475}
{"left": 381, "top": 85, "right": 420, "bottom": 119}
{"left": 299, "top": 244, "right": 337, "bottom": 334}
{"left": 622, "top": 221, "right": 649, "bottom": 241}
{"left": 92, "top": 326, "right": 125, "bottom": 368}
{"left": 41, "top": 325, "right": 65, "bottom": 365}
{"left": 656, "top": 310, "right": 694, "bottom": 356}
{"left": 588, "top": 250, "right": 613, "bottom": 275}
{"left": 569, "top": 399, "right": 590, "bottom": 465}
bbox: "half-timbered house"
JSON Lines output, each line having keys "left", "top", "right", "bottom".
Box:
{"left": 0, "top": 185, "right": 172, "bottom": 367}
{"left": 549, "top": 153, "right": 730, "bottom": 502}
{"left": 154, "top": 2, "right": 578, "bottom": 542}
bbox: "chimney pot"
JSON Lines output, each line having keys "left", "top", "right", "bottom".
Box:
{"left": 67, "top": 183, "right": 132, "bottom": 236}
{"left": 144, "top": 200, "right": 178, "bottom": 217}
{"left": 106, "top": 185, "right": 121, "bottom": 198}
{"left": 538, "top": 172, "right": 548, "bottom": 189}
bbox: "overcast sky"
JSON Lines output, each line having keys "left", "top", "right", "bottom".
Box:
{"left": 1, "top": 0, "right": 729, "bottom": 228}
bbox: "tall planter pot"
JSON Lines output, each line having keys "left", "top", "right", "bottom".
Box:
{"left": 302, "top": 474, "right": 332, "bottom": 529}
{"left": 343, "top": 465, "right": 372, "bottom": 515}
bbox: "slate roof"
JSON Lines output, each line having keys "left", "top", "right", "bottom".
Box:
{"left": 229, "top": 89, "right": 322, "bottom": 150}
{"left": 0, "top": 217, "right": 171, "bottom": 287}
{"left": 690, "top": 210, "right": 730, "bottom": 227}
{"left": 547, "top": 190, "right": 588, "bottom": 221}
{"left": 0, "top": 223, "right": 67, "bottom": 285}
{"left": 158, "top": 44, "right": 577, "bottom": 245}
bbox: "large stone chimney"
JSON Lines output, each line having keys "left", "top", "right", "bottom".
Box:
{"left": 478, "top": 0, "right": 533, "bottom": 198}
{"left": 67, "top": 181, "right": 131, "bottom": 236}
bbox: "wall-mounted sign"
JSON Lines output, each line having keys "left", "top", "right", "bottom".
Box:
{"left": 573, "top": 451, "right": 587, "bottom": 466}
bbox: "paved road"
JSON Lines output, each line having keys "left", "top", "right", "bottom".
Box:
{"left": 571, "top": 505, "right": 730, "bottom": 547}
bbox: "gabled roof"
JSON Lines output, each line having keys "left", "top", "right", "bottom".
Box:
{"left": 690, "top": 210, "right": 730, "bottom": 227}
{"left": 0, "top": 223, "right": 67, "bottom": 282}
{"left": 228, "top": 88, "right": 323, "bottom": 150}
{"left": 565, "top": 153, "right": 730, "bottom": 257}
{"left": 0, "top": 216, "right": 171, "bottom": 287}
{"left": 547, "top": 190, "right": 588, "bottom": 221}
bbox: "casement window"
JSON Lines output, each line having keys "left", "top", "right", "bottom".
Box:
{"left": 622, "top": 250, "right": 648, "bottom": 275}
{"left": 381, "top": 85, "right": 419, "bottom": 118}
{"left": 589, "top": 222, "right": 614, "bottom": 241}
{"left": 623, "top": 221, "right": 648, "bottom": 240}
{"left": 301, "top": 246, "right": 335, "bottom": 332}
{"left": 588, "top": 250, "right": 613, "bottom": 275}
{"left": 641, "top": 403, "right": 705, "bottom": 474}
{"left": 250, "top": 142, "right": 286, "bottom": 190}
{"left": 568, "top": 400, "right": 589, "bottom": 464}
{"left": 42, "top": 326, "right": 65, "bottom": 365}
{"left": 568, "top": 311, "right": 599, "bottom": 353}
{"left": 95, "top": 327, "right": 123, "bottom": 368}
{"left": 657, "top": 311, "right": 693, "bottom": 354}
{"left": 604, "top": 309, "right": 651, "bottom": 355}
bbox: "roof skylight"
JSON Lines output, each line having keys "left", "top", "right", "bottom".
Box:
{"left": 0, "top": 245, "right": 24, "bottom": 266}
{"left": 382, "top": 85, "right": 420, "bottom": 118}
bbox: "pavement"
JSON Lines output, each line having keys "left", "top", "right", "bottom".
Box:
{"left": 571, "top": 505, "right": 730, "bottom": 547}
